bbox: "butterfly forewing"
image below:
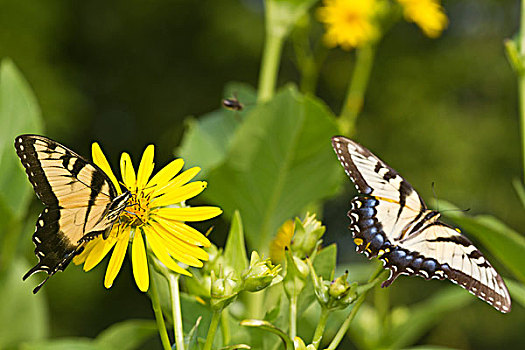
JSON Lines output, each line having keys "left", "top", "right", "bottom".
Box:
{"left": 332, "top": 135, "right": 511, "bottom": 313}
{"left": 15, "top": 135, "right": 126, "bottom": 293}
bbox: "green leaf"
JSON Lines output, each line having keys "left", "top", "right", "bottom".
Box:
{"left": 506, "top": 279, "right": 525, "bottom": 309}
{"left": 0, "top": 258, "right": 48, "bottom": 348}
{"left": 383, "top": 287, "right": 472, "bottom": 349}
{"left": 95, "top": 320, "right": 157, "bottom": 350}
{"left": 205, "top": 86, "right": 340, "bottom": 250}
{"left": 223, "top": 210, "right": 249, "bottom": 276}
{"left": 177, "top": 83, "right": 256, "bottom": 176}
{"left": 0, "top": 58, "right": 43, "bottom": 220}
{"left": 439, "top": 200, "right": 525, "bottom": 284}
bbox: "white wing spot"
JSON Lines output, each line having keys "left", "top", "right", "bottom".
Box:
{"left": 37, "top": 251, "right": 45, "bottom": 257}
{"left": 19, "top": 144, "right": 24, "bottom": 151}
{"left": 34, "top": 236, "right": 41, "bottom": 244}
{"left": 38, "top": 219, "right": 44, "bottom": 226}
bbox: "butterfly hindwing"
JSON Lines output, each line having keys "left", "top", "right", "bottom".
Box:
{"left": 333, "top": 136, "right": 511, "bottom": 313}
{"left": 15, "top": 135, "right": 129, "bottom": 293}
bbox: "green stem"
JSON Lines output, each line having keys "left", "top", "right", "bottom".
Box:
{"left": 326, "top": 265, "right": 384, "bottom": 350}
{"left": 221, "top": 310, "right": 231, "bottom": 345}
{"left": 150, "top": 271, "right": 172, "bottom": 350}
{"left": 339, "top": 45, "right": 377, "bottom": 136}
{"left": 520, "top": 0, "right": 525, "bottom": 181}
{"left": 311, "top": 307, "right": 330, "bottom": 349}
{"left": 289, "top": 295, "right": 298, "bottom": 339}
{"left": 247, "top": 290, "right": 265, "bottom": 319}
{"left": 168, "top": 274, "right": 185, "bottom": 350}
{"left": 258, "top": 31, "right": 285, "bottom": 102}
{"left": 203, "top": 310, "right": 222, "bottom": 350}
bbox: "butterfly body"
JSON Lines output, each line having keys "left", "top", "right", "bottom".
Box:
{"left": 332, "top": 136, "right": 511, "bottom": 313}
{"left": 15, "top": 135, "right": 130, "bottom": 293}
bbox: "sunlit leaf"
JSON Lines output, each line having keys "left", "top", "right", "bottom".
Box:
{"left": 205, "top": 86, "right": 340, "bottom": 250}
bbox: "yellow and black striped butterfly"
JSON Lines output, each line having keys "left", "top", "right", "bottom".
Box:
{"left": 332, "top": 136, "right": 511, "bottom": 313}
{"left": 15, "top": 135, "right": 131, "bottom": 293}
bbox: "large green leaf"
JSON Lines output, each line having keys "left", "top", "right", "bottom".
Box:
{"left": 0, "top": 58, "right": 43, "bottom": 220}
{"left": 0, "top": 258, "right": 48, "bottom": 348}
{"left": 439, "top": 200, "right": 525, "bottom": 284}
{"left": 205, "top": 86, "right": 341, "bottom": 250}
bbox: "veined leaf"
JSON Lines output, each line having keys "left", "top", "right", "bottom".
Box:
{"left": 205, "top": 86, "right": 341, "bottom": 250}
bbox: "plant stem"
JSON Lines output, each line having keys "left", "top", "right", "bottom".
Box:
{"left": 311, "top": 307, "right": 330, "bottom": 349}
{"left": 326, "top": 265, "right": 384, "bottom": 350}
{"left": 150, "top": 271, "right": 172, "bottom": 350}
{"left": 221, "top": 310, "right": 231, "bottom": 345}
{"left": 203, "top": 310, "right": 222, "bottom": 350}
{"left": 289, "top": 295, "right": 298, "bottom": 339}
{"left": 519, "top": 0, "right": 525, "bottom": 180}
{"left": 258, "top": 31, "right": 285, "bottom": 102}
{"left": 339, "top": 45, "right": 376, "bottom": 136}
{"left": 169, "top": 274, "right": 185, "bottom": 350}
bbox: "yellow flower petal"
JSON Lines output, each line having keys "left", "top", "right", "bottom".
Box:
{"left": 155, "top": 206, "right": 222, "bottom": 222}
{"left": 147, "top": 230, "right": 191, "bottom": 276}
{"left": 132, "top": 228, "right": 149, "bottom": 292}
{"left": 92, "top": 143, "right": 122, "bottom": 195}
{"left": 84, "top": 235, "right": 119, "bottom": 272}
{"left": 73, "top": 239, "right": 98, "bottom": 265}
{"left": 120, "top": 152, "right": 136, "bottom": 189}
{"left": 151, "top": 181, "right": 207, "bottom": 207}
{"left": 104, "top": 233, "right": 129, "bottom": 289}
{"left": 153, "top": 216, "right": 211, "bottom": 247}
{"left": 136, "top": 145, "right": 155, "bottom": 189}
{"left": 146, "top": 225, "right": 207, "bottom": 267}
{"left": 147, "top": 158, "right": 185, "bottom": 192}
{"left": 147, "top": 223, "right": 208, "bottom": 264}
{"left": 154, "top": 167, "right": 201, "bottom": 196}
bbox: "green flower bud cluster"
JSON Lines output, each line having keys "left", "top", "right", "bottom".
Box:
{"left": 242, "top": 251, "right": 282, "bottom": 292}
{"left": 311, "top": 268, "right": 358, "bottom": 310}
{"left": 290, "top": 213, "right": 326, "bottom": 258}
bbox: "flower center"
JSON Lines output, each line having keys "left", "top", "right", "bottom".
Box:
{"left": 123, "top": 190, "right": 151, "bottom": 227}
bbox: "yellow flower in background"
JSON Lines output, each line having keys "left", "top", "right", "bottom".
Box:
{"left": 397, "top": 0, "right": 448, "bottom": 38}
{"left": 269, "top": 219, "right": 295, "bottom": 263}
{"left": 73, "top": 143, "right": 222, "bottom": 292}
{"left": 317, "top": 0, "right": 380, "bottom": 50}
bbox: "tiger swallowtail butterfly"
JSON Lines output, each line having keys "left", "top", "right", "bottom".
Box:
{"left": 15, "top": 135, "right": 131, "bottom": 293}
{"left": 331, "top": 136, "right": 511, "bottom": 313}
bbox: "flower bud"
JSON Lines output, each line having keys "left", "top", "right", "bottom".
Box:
{"left": 210, "top": 269, "right": 240, "bottom": 310}
{"left": 290, "top": 213, "right": 325, "bottom": 258}
{"left": 242, "top": 251, "right": 282, "bottom": 292}
{"left": 283, "top": 250, "right": 309, "bottom": 298}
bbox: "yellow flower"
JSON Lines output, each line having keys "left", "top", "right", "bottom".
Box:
{"left": 73, "top": 143, "right": 222, "bottom": 292}
{"left": 397, "top": 0, "right": 448, "bottom": 38}
{"left": 269, "top": 219, "right": 295, "bottom": 263}
{"left": 317, "top": 0, "right": 380, "bottom": 50}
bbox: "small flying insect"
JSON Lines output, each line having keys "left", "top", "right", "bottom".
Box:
{"left": 222, "top": 96, "right": 244, "bottom": 111}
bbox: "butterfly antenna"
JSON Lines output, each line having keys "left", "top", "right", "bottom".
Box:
{"left": 431, "top": 182, "right": 439, "bottom": 211}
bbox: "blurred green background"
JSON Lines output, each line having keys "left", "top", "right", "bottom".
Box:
{"left": 0, "top": 0, "right": 523, "bottom": 348}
